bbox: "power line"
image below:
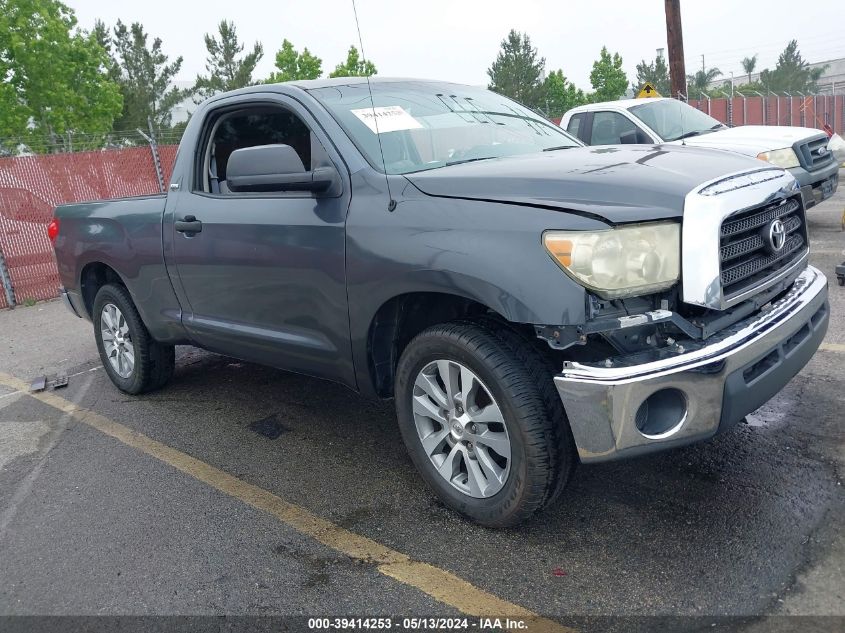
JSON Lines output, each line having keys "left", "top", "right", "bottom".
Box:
{"left": 691, "top": 30, "right": 845, "bottom": 59}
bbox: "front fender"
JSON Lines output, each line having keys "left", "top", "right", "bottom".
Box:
{"left": 346, "top": 193, "right": 608, "bottom": 395}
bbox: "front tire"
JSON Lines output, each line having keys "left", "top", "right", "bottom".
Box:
{"left": 395, "top": 321, "right": 574, "bottom": 527}
{"left": 93, "top": 284, "right": 175, "bottom": 394}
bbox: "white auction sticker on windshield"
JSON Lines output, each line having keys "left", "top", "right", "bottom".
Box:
{"left": 351, "top": 106, "right": 422, "bottom": 133}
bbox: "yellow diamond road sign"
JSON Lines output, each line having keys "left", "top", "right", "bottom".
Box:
{"left": 637, "top": 82, "right": 661, "bottom": 98}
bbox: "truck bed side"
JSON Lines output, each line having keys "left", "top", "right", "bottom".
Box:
{"left": 53, "top": 194, "right": 188, "bottom": 344}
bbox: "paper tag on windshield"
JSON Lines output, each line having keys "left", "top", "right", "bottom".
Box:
{"left": 351, "top": 106, "right": 422, "bottom": 134}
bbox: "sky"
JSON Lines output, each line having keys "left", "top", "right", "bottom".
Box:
{"left": 66, "top": 0, "right": 845, "bottom": 91}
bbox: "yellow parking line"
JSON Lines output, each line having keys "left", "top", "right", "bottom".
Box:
{"left": 819, "top": 343, "right": 845, "bottom": 353}
{"left": 0, "top": 371, "right": 572, "bottom": 633}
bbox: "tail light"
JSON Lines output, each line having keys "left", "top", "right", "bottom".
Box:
{"left": 47, "top": 217, "right": 60, "bottom": 244}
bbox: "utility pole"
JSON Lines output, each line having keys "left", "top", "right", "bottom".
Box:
{"left": 701, "top": 54, "right": 705, "bottom": 73}
{"left": 664, "top": 0, "right": 686, "bottom": 99}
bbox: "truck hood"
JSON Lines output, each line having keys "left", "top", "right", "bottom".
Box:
{"left": 403, "top": 144, "right": 777, "bottom": 224}
{"left": 676, "top": 125, "right": 824, "bottom": 156}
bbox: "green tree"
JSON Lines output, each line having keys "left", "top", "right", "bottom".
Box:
{"left": 687, "top": 66, "right": 722, "bottom": 99}
{"left": 93, "top": 19, "right": 120, "bottom": 82}
{"left": 741, "top": 54, "right": 758, "bottom": 84}
{"left": 632, "top": 55, "right": 670, "bottom": 97}
{"left": 715, "top": 77, "right": 768, "bottom": 98}
{"left": 734, "top": 80, "right": 767, "bottom": 95}
{"left": 589, "top": 47, "right": 628, "bottom": 103}
{"left": 329, "top": 45, "right": 376, "bottom": 78}
{"left": 193, "top": 20, "right": 263, "bottom": 100}
{"left": 541, "top": 69, "right": 587, "bottom": 117}
{"left": 161, "top": 116, "right": 190, "bottom": 144}
{"left": 0, "top": 35, "right": 27, "bottom": 140}
{"left": 0, "top": 0, "right": 123, "bottom": 148}
{"left": 760, "top": 40, "right": 826, "bottom": 93}
{"left": 265, "top": 39, "right": 322, "bottom": 83}
{"left": 110, "top": 20, "right": 190, "bottom": 131}
{"left": 486, "top": 30, "right": 545, "bottom": 109}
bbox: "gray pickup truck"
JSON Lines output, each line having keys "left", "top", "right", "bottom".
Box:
{"left": 51, "top": 78, "right": 830, "bottom": 526}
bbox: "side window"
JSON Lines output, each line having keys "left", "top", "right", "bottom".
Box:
{"left": 198, "top": 106, "right": 330, "bottom": 194}
{"left": 566, "top": 113, "right": 586, "bottom": 141}
{"left": 589, "top": 111, "right": 641, "bottom": 145}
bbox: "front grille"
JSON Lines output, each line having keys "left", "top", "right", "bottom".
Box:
{"left": 719, "top": 196, "right": 807, "bottom": 299}
{"left": 796, "top": 135, "right": 835, "bottom": 171}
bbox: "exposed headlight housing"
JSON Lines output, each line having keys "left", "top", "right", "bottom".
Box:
{"left": 757, "top": 147, "right": 800, "bottom": 169}
{"left": 543, "top": 222, "right": 680, "bottom": 299}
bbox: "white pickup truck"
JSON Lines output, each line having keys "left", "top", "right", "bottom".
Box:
{"left": 560, "top": 98, "right": 840, "bottom": 209}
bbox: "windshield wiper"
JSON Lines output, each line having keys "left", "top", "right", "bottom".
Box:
{"left": 675, "top": 125, "right": 723, "bottom": 141}
{"left": 444, "top": 156, "right": 497, "bottom": 167}
{"left": 543, "top": 145, "right": 577, "bottom": 152}
{"left": 675, "top": 130, "right": 705, "bottom": 140}
{"left": 675, "top": 123, "right": 725, "bottom": 141}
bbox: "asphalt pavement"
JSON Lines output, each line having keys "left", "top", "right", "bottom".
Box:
{"left": 0, "top": 175, "right": 843, "bottom": 632}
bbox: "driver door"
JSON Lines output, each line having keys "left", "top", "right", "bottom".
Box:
{"left": 164, "top": 95, "right": 355, "bottom": 387}
{"left": 589, "top": 111, "right": 653, "bottom": 145}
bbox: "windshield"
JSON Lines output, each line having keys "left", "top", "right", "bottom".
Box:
{"left": 308, "top": 81, "right": 580, "bottom": 174}
{"left": 629, "top": 99, "right": 725, "bottom": 142}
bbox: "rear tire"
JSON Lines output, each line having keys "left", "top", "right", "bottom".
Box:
{"left": 395, "top": 320, "right": 575, "bottom": 527}
{"left": 93, "top": 283, "right": 175, "bottom": 394}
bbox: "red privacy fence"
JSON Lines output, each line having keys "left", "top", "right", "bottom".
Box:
{"left": 688, "top": 94, "right": 845, "bottom": 135}
{"left": 0, "top": 144, "right": 177, "bottom": 309}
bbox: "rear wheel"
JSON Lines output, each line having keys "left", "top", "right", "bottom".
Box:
{"left": 395, "top": 320, "right": 575, "bottom": 527}
{"left": 93, "top": 284, "right": 174, "bottom": 394}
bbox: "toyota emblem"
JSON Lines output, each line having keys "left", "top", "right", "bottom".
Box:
{"left": 766, "top": 218, "right": 787, "bottom": 253}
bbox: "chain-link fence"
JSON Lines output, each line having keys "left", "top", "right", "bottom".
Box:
{"left": 0, "top": 130, "right": 180, "bottom": 309}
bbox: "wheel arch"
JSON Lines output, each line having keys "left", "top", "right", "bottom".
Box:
{"left": 365, "top": 291, "right": 536, "bottom": 398}
{"left": 80, "top": 261, "right": 129, "bottom": 320}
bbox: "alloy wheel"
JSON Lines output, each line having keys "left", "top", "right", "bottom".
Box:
{"left": 411, "top": 360, "right": 511, "bottom": 498}
{"left": 100, "top": 303, "right": 135, "bottom": 379}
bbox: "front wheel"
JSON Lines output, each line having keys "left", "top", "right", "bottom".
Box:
{"left": 395, "top": 321, "right": 574, "bottom": 527}
{"left": 93, "top": 283, "right": 175, "bottom": 394}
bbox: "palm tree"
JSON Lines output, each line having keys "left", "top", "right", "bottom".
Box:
{"left": 687, "top": 67, "right": 722, "bottom": 99}
{"left": 741, "top": 55, "right": 758, "bottom": 83}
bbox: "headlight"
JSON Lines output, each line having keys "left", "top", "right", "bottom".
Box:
{"left": 757, "top": 148, "right": 800, "bottom": 169}
{"left": 543, "top": 222, "right": 680, "bottom": 299}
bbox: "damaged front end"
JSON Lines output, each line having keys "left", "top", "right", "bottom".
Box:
{"left": 539, "top": 168, "right": 829, "bottom": 462}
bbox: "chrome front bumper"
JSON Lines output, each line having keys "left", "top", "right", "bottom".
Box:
{"left": 555, "top": 266, "right": 829, "bottom": 463}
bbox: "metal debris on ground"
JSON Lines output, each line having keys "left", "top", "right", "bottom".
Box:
{"left": 50, "top": 375, "right": 69, "bottom": 389}
{"left": 30, "top": 375, "right": 70, "bottom": 392}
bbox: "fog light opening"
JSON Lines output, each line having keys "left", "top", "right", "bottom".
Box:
{"left": 635, "top": 388, "right": 688, "bottom": 439}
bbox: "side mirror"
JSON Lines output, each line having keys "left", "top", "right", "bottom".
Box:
{"left": 619, "top": 130, "right": 638, "bottom": 144}
{"left": 226, "top": 144, "right": 338, "bottom": 194}
{"left": 619, "top": 129, "right": 652, "bottom": 145}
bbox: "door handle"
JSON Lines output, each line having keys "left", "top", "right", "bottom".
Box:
{"left": 175, "top": 215, "right": 202, "bottom": 234}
